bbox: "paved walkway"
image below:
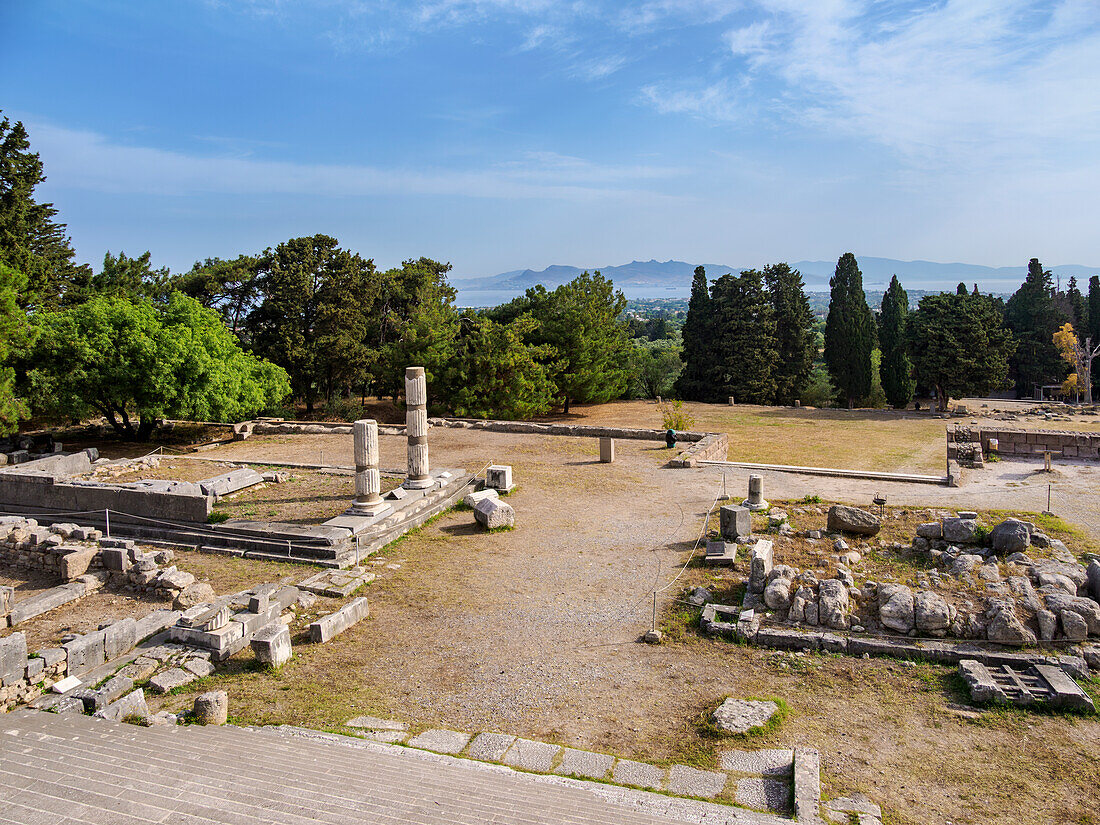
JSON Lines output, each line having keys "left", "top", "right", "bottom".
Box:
{"left": 0, "top": 710, "right": 791, "bottom": 825}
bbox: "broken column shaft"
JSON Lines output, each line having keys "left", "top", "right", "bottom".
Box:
{"left": 404, "top": 366, "right": 433, "bottom": 489}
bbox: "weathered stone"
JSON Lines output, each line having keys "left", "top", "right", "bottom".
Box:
{"left": 103, "top": 617, "right": 137, "bottom": 661}
{"left": 686, "top": 587, "right": 712, "bottom": 607}
{"left": 101, "top": 547, "right": 131, "bottom": 572}
{"left": 666, "top": 764, "right": 727, "bottom": 799}
{"left": 950, "top": 554, "right": 984, "bottom": 576}
{"left": 174, "top": 582, "right": 216, "bottom": 610}
{"left": 94, "top": 688, "right": 149, "bottom": 723}
{"left": 1060, "top": 609, "right": 1088, "bottom": 640}
{"left": 1037, "top": 571, "right": 1077, "bottom": 594}
{"left": 985, "top": 602, "right": 1036, "bottom": 644}
{"left": 60, "top": 548, "right": 97, "bottom": 581}
{"left": 827, "top": 505, "right": 880, "bottom": 536}
{"left": 485, "top": 464, "right": 514, "bottom": 492}
{"left": 407, "top": 728, "right": 471, "bottom": 754}
{"left": 878, "top": 584, "right": 914, "bottom": 633}
{"left": 1086, "top": 559, "right": 1100, "bottom": 602}
{"left": 763, "top": 576, "right": 792, "bottom": 610}
{"left": 462, "top": 488, "right": 498, "bottom": 509}
{"left": 748, "top": 539, "right": 774, "bottom": 594}
{"left": 157, "top": 569, "right": 195, "bottom": 591}
{"left": 116, "top": 657, "right": 160, "bottom": 683}
{"left": 251, "top": 621, "right": 292, "bottom": 667}
{"left": 991, "top": 519, "right": 1031, "bottom": 554}
{"left": 473, "top": 497, "right": 515, "bottom": 530}
{"left": 1037, "top": 609, "right": 1057, "bottom": 641}
{"left": 0, "top": 631, "right": 28, "bottom": 685}
{"left": 719, "top": 505, "right": 751, "bottom": 541}
{"left": 309, "top": 596, "right": 369, "bottom": 643}
{"left": 916, "top": 521, "right": 942, "bottom": 539}
{"left": 182, "top": 658, "right": 215, "bottom": 678}
{"left": 914, "top": 591, "right": 951, "bottom": 633}
{"left": 554, "top": 747, "right": 614, "bottom": 780}
{"left": 1043, "top": 592, "right": 1100, "bottom": 635}
{"left": 711, "top": 698, "right": 779, "bottom": 734}
{"left": 193, "top": 689, "right": 228, "bottom": 725}
{"left": 467, "top": 731, "right": 516, "bottom": 761}
{"left": 148, "top": 667, "right": 196, "bottom": 694}
{"left": 62, "top": 631, "right": 105, "bottom": 678}
{"left": 502, "top": 738, "right": 561, "bottom": 772}
{"left": 818, "top": 579, "right": 850, "bottom": 630}
{"left": 943, "top": 517, "right": 980, "bottom": 544}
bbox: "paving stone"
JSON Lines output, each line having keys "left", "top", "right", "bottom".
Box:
{"left": 182, "top": 658, "right": 215, "bottom": 678}
{"left": 298, "top": 568, "right": 376, "bottom": 598}
{"left": 555, "top": 747, "right": 614, "bottom": 780}
{"left": 406, "top": 728, "right": 471, "bottom": 755}
{"left": 666, "top": 764, "right": 727, "bottom": 798}
{"left": 736, "top": 777, "right": 792, "bottom": 812}
{"left": 719, "top": 748, "right": 794, "bottom": 775}
{"left": 611, "top": 759, "right": 666, "bottom": 790}
{"left": 309, "top": 597, "right": 370, "bottom": 643}
{"left": 467, "top": 732, "right": 516, "bottom": 762}
{"left": 501, "top": 737, "right": 560, "bottom": 772}
{"left": 148, "top": 667, "right": 197, "bottom": 695}
{"left": 116, "top": 657, "right": 160, "bottom": 683}
{"left": 347, "top": 715, "right": 408, "bottom": 731}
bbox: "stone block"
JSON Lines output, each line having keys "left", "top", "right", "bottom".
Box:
{"left": 554, "top": 748, "right": 614, "bottom": 780}
{"left": 485, "top": 465, "right": 514, "bottom": 492}
{"left": 718, "top": 748, "right": 794, "bottom": 775}
{"left": 169, "top": 621, "right": 245, "bottom": 654}
{"left": 704, "top": 540, "right": 737, "bottom": 566}
{"left": 135, "top": 609, "right": 181, "bottom": 641}
{"left": 50, "top": 675, "right": 82, "bottom": 694}
{"left": 0, "top": 631, "right": 28, "bottom": 685}
{"left": 93, "top": 688, "right": 149, "bottom": 723}
{"left": 148, "top": 667, "right": 196, "bottom": 694}
{"left": 60, "top": 548, "right": 97, "bottom": 581}
{"left": 101, "top": 547, "right": 131, "bottom": 571}
{"left": 104, "top": 617, "right": 137, "bottom": 661}
{"left": 719, "top": 505, "right": 751, "bottom": 541}
{"left": 62, "top": 630, "right": 105, "bottom": 678}
{"left": 250, "top": 621, "right": 292, "bottom": 667}
{"left": 474, "top": 497, "right": 515, "bottom": 530}
{"left": 407, "top": 728, "right": 471, "bottom": 755}
{"left": 666, "top": 764, "right": 727, "bottom": 799}
{"left": 309, "top": 597, "right": 370, "bottom": 643}
{"left": 502, "top": 738, "right": 561, "bottom": 772}
{"left": 611, "top": 759, "right": 666, "bottom": 790}
{"left": 736, "top": 778, "right": 791, "bottom": 812}
{"left": 234, "top": 603, "right": 282, "bottom": 636}
{"left": 462, "top": 488, "right": 499, "bottom": 509}
{"left": 467, "top": 732, "right": 516, "bottom": 762}
{"left": 748, "top": 539, "right": 774, "bottom": 593}
{"left": 182, "top": 657, "right": 215, "bottom": 678}
{"left": 598, "top": 436, "right": 615, "bottom": 463}
{"left": 116, "top": 657, "right": 160, "bottom": 683}
{"left": 25, "top": 656, "right": 44, "bottom": 682}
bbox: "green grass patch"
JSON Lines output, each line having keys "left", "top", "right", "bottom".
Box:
{"left": 207, "top": 511, "right": 231, "bottom": 524}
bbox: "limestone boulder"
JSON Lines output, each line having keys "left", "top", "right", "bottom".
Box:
{"left": 1037, "top": 608, "right": 1057, "bottom": 641}
{"left": 1037, "top": 572, "right": 1078, "bottom": 595}
{"left": 1043, "top": 592, "right": 1100, "bottom": 635}
{"left": 943, "top": 517, "right": 980, "bottom": 544}
{"left": 818, "top": 579, "right": 850, "bottom": 630}
{"left": 1088, "top": 560, "right": 1100, "bottom": 602}
{"left": 949, "top": 554, "right": 984, "bottom": 577}
{"left": 711, "top": 698, "right": 779, "bottom": 734}
{"left": 916, "top": 522, "right": 942, "bottom": 539}
{"left": 990, "top": 519, "right": 1030, "bottom": 555}
{"left": 914, "top": 591, "right": 951, "bottom": 634}
{"left": 763, "top": 576, "right": 793, "bottom": 611}
{"left": 985, "top": 601, "right": 1036, "bottom": 644}
{"left": 1060, "top": 609, "right": 1088, "bottom": 641}
{"left": 827, "top": 505, "right": 880, "bottom": 536}
{"left": 474, "top": 497, "right": 515, "bottom": 530}
{"left": 174, "top": 582, "right": 217, "bottom": 610}
{"left": 878, "top": 584, "right": 914, "bottom": 633}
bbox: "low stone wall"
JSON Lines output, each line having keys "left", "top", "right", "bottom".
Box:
{"left": 950, "top": 424, "right": 1100, "bottom": 459}
{"left": 668, "top": 433, "right": 729, "bottom": 468}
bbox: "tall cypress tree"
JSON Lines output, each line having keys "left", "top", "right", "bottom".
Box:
{"left": 824, "top": 253, "right": 874, "bottom": 409}
{"left": 709, "top": 270, "right": 778, "bottom": 404}
{"left": 1088, "top": 275, "right": 1100, "bottom": 346}
{"left": 879, "top": 275, "right": 914, "bottom": 409}
{"left": 1066, "top": 276, "right": 1087, "bottom": 331}
{"left": 764, "top": 262, "right": 814, "bottom": 405}
{"left": 674, "top": 265, "right": 714, "bottom": 400}
{"left": 1004, "top": 258, "right": 1068, "bottom": 397}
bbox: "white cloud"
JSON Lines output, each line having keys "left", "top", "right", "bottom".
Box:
{"left": 639, "top": 80, "right": 745, "bottom": 122}
{"left": 29, "top": 121, "right": 684, "bottom": 202}
{"left": 724, "top": 20, "right": 770, "bottom": 56}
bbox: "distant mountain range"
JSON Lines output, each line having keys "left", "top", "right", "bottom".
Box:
{"left": 454, "top": 257, "right": 1099, "bottom": 293}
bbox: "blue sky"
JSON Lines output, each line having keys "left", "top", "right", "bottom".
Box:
{"left": 2, "top": 0, "right": 1099, "bottom": 278}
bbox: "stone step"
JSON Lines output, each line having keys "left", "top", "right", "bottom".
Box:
{"left": 0, "top": 711, "right": 793, "bottom": 825}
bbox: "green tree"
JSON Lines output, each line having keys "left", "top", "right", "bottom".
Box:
{"left": 29, "top": 293, "right": 289, "bottom": 440}
{"left": 1088, "top": 275, "right": 1100, "bottom": 346}
{"left": 65, "top": 250, "right": 172, "bottom": 306}
{"left": 673, "top": 265, "right": 714, "bottom": 400}
{"left": 1004, "top": 258, "right": 1068, "bottom": 397}
{"left": 1065, "top": 276, "right": 1087, "bottom": 331}
{"left": 764, "top": 262, "right": 814, "bottom": 405}
{"left": 0, "top": 263, "right": 35, "bottom": 434}
{"left": 0, "top": 114, "right": 91, "bottom": 307}
{"left": 879, "top": 275, "right": 914, "bottom": 408}
{"left": 709, "top": 270, "right": 778, "bottom": 404}
{"left": 172, "top": 255, "right": 260, "bottom": 336}
{"left": 441, "top": 314, "right": 555, "bottom": 419}
{"left": 491, "top": 272, "right": 633, "bottom": 413}
{"left": 907, "top": 291, "right": 1015, "bottom": 409}
{"left": 246, "top": 235, "right": 380, "bottom": 412}
{"left": 375, "top": 258, "right": 459, "bottom": 402}
{"left": 824, "top": 253, "right": 875, "bottom": 408}
{"left": 632, "top": 343, "right": 682, "bottom": 399}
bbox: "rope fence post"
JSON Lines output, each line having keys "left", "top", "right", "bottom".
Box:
{"left": 105, "top": 508, "right": 110, "bottom": 538}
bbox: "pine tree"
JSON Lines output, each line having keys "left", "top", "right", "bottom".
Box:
{"left": 879, "top": 275, "right": 914, "bottom": 408}
{"left": 0, "top": 114, "right": 90, "bottom": 307}
{"left": 674, "top": 265, "right": 714, "bottom": 400}
{"left": 709, "top": 270, "right": 778, "bottom": 404}
{"left": 1088, "top": 275, "right": 1100, "bottom": 346}
{"left": 764, "top": 262, "right": 814, "bottom": 405}
{"left": 1004, "top": 258, "right": 1068, "bottom": 397}
{"left": 1066, "top": 276, "right": 1087, "bottom": 331}
{"left": 824, "top": 253, "right": 874, "bottom": 409}
{"left": 0, "top": 263, "right": 35, "bottom": 434}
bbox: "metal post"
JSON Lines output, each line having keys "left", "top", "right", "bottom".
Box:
{"left": 1047, "top": 484, "right": 1052, "bottom": 513}
{"left": 105, "top": 508, "right": 110, "bottom": 538}
{"left": 652, "top": 592, "right": 657, "bottom": 631}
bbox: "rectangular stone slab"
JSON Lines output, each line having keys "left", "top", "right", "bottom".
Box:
{"left": 309, "top": 597, "right": 370, "bottom": 643}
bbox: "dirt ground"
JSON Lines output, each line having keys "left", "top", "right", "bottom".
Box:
{"left": 9, "top": 403, "right": 1100, "bottom": 824}
{"left": 128, "top": 425, "right": 1100, "bottom": 825}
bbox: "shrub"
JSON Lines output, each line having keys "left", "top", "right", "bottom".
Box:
{"left": 659, "top": 399, "right": 695, "bottom": 431}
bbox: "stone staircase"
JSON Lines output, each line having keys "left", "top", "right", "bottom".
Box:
{"left": 0, "top": 710, "right": 794, "bottom": 825}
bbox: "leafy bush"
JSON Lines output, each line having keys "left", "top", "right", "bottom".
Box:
{"left": 658, "top": 399, "right": 695, "bottom": 431}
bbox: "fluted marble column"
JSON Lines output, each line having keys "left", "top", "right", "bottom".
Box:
{"left": 350, "top": 418, "right": 391, "bottom": 516}
{"left": 404, "top": 366, "right": 434, "bottom": 489}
